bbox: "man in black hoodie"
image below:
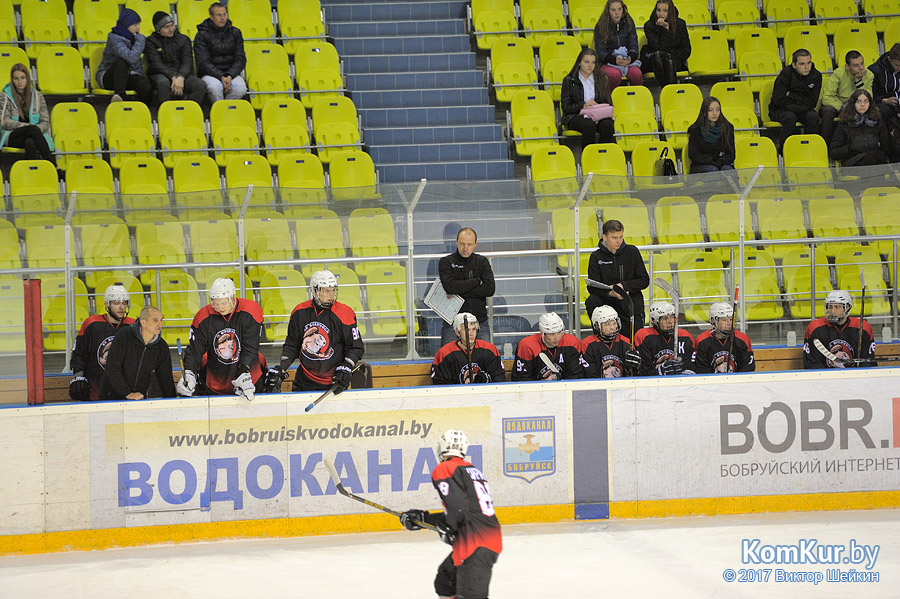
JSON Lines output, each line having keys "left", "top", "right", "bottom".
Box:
{"left": 99, "top": 306, "right": 177, "bottom": 400}
{"left": 438, "top": 227, "right": 495, "bottom": 347}
{"left": 194, "top": 2, "right": 247, "bottom": 103}
{"left": 768, "top": 48, "right": 822, "bottom": 151}
{"left": 870, "top": 43, "right": 900, "bottom": 123}
{"left": 585, "top": 219, "right": 649, "bottom": 339}
{"left": 146, "top": 11, "right": 206, "bottom": 104}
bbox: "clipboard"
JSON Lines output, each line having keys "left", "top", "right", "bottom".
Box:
{"left": 424, "top": 278, "right": 464, "bottom": 324}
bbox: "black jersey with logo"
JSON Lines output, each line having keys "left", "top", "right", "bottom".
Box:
{"left": 694, "top": 329, "right": 755, "bottom": 373}
{"left": 431, "top": 339, "right": 505, "bottom": 385}
{"left": 281, "top": 300, "right": 364, "bottom": 389}
{"left": 511, "top": 333, "right": 585, "bottom": 381}
{"left": 633, "top": 326, "right": 696, "bottom": 375}
{"left": 582, "top": 333, "right": 634, "bottom": 378}
{"left": 70, "top": 314, "right": 136, "bottom": 400}
{"left": 803, "top": 317, "right": 875, "bottom": 369}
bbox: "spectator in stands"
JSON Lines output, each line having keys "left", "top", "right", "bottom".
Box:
{"left": 146, "top": 11, "right": 207, "bottom": 105}
{"left": 593, "top": 0, "right": 642, "bottom": 91}
{"left": 830, "top": 89, "right": 891, "bottom": 166}
{"left": 639, "top": 0, "right": 690, "bottom": 87}
{"left": 438, "top": 227, "right": 495, "bottom": 347}
{"left": 194, "top": 2, "right": 248, "bottom": 103}
{"left": 511, "top": 313, "right": 584, "bottom": 381}
{"left": 584, "top": 219, "right": 649, "bottom": 337}
{"left": 431, "top": 312, "right": 505, "bottom": 385}
{"left": 820, "top": 50, "right": 873, "bottom": 144}
{"left": 95, "top": 8, "right": 153, "bottom": 104}
{"left": 686, "top": 96, "right": 735, "bottom": 173}
{"left": 559, "top": 48, "right": 614, "bottom": 150}
{"left": 99, "top": 306, "right": 176, "bottom": 400}
{"left": 804, "top": 290, "right": 876, "bottom": 369}
{"left": 870, "top": 43, "right": 900, "bottom": 126}
{"left": 0, "top": 64, "right": 56, "bottom": 165}
{"left": 768, "top": 48, "right": 822, "bottom": 152}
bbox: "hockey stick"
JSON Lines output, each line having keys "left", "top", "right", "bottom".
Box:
{"left": 654, "top": 277, "right": 679, "bottom": 355}
{"left": 538, "top": 351, "right": 562, "bottom": 376}
{"left": 727, "top": 285, "right": 739, "bottom": 369}
{"left": 323, "top": 458, "right": 437, "bottom": 531}
{"left": 586, "top": 278, "right": 614, "bottom": 291}
{"left": 177, "top": 338, "right": 184, "bottom": 372}
{"left": 857, "top": 270, "right": 866, "bottom": 361}
{"left": 305, "top": 362, "right": 364, "bottom": 412}
{"left": 463, "top": 314, "right": 476, "bottom": 384}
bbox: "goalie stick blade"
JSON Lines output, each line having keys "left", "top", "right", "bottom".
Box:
{"left": 538, "top": 351, "right": 562, "bottom": 374}
{"left": 586, "top": 278, "right": 614, "bottom": 291}
{"left": 813, "top": 338, "right": 846, "bottom": 364}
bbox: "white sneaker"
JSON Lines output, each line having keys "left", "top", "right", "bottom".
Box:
{"left": 111, "top": 94, "right": 123, "bottom": 102}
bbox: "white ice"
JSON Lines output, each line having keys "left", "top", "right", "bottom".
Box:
{"left": 2, "top": 509, "right": 898, "bottom": 598}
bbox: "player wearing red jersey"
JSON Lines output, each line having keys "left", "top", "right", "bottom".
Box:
{"left": 582, "top": 306, "right": 641, "bottom": 378}
{"left": 633, "top": 301, "right": 696, "bottom": 375}
{"left": 804, "top": 290, "right": 876, "bottom": 369}
{"left": 511, "top": 312, "right": 585, "bottom": 380}
{"left": 431, "top": 312, "right": 505, "bottom": 385}
{"left": 694, "top": 302, "right": 755, "bottom": 373}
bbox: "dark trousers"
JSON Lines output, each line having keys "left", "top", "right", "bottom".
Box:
{"left": 7, "top": 125, "right": 55, "bottom": 164}
{"left": 691, "top": 164, "right": 735, "bottom": 174}
{"left": 566, "top": 115, "right": 615, "bottom": 149}
{"left": 819, "top": 105, "right": 839, "bottom": 144}
{"left": 151, "top": 73, "right": 207, "bottom": 104}
{"left": 645, "top": 50, "right": 678, "bottom": 87}
{"left": 773, "top": 108, "right": 819, "bottom": 149}
{"left": 101, "top": 57, "right": 153, "bottom": 104}
{"left": 434, "top": 548, "right": 499, "bottom": 599}
{"left": 440, "top": 318, "right": 490, "bottom": 347}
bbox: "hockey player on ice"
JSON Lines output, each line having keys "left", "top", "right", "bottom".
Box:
{"left": 69, "top": 284, "right": 136, "bottom": 400}
{"left": 431, "top": 312, "right": 505, "bottom": 385}
{"left": 581, "top": 306, "right": 641, "bottom": 378}
{"left": 511, "top": 312, "right": 585, "bottom": 380}
{"left": 400, "top": 429, "right": 502, "bottom": 599}
{"left": 803, "top": 290, "right": 876, "bottom": 369}
{"left": 176, "top": 278, "right": 266, "bottom": 400}
{"left": 269, "top": 270, "right": 364, "bottom": 393}
{"left": 694, "top": 302, "right": 755, "bottom": 373}
{"left": 633, "top": 301, "right": 696, "bottom": 376}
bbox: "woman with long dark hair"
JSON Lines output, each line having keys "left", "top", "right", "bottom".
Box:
{"left": 593, "top": 0, "right": 642, "bottom": 90}
{"left": 830, "top": 89, "right": 891, "bottom": 166}
{"left": 640, "top": 0, "right": 690, "bottom": 87}
{"left": 560, "top": 48, "right": 615, "bottom": 150}
{"left": 0, "top": 63, "right": 55, "bottom": 164}
{"left": 687, "top": 96, "right": 735, "bottom": 174}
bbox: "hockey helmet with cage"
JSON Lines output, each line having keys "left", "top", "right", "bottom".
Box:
{"left": 825, "top": 290, "right": 852, "bottom": 324}
{"left": 649, "top": 301, "right": 676, "bottom": 333}
{"left": 310, "top": 270, "right": 338, "bottom": 308}
{"left": 209, "top": 278, "right": 237, "bottom": 314}
{"left": 437, "top": 429, "right": 468, "bottom": 460}
{"left": 104, "top": 284, "right": 130, "bottom": 309}
{"left": 708, "top": 302, "right": 734, "bottom": 338}
{"left": 591, "top": 306, "right": 621, "bottom": 342}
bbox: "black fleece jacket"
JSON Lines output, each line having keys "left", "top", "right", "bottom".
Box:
{"left": 99, "top": 320, "right": 176, "bottom": 400}
{"left": 769, "top": 64, "right": 822, "bottom": 116}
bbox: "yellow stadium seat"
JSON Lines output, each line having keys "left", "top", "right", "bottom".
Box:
{"left": 710, "top": 81, "right": 754, "bottom": 114}
{"left": 614, "top": 111, "right": 659, "bottom": 152}
{"left": 259, "top": 268, "right": 305, "bottom": 339}
{"left": 838, "top": 272, "right": 891, "bottom": 316}
{"left": 493, "top": 61, "right": 539, "bottom": 103}
{"left": 10, "top": 160, "right": 61, "bottom": 227}
{"left": 737, "top": 50, "right": 782, "bottom": 93}
{"left": 715, "top": 0, "right": 760, "bottom": 40}
{"left": 21, "top": 0, "right": 66, "bottom": 26}
{"left": 741, "top": 277, "right": 783, "bottom": 321}
{"left": 509, "top": 90, "right": 557, "bottom": 156}
{"left": 860, "top": 187, "right": 900, "bottom": 256}
{"left": 244, "top": 215, "right": 292, "bottom": 282}
{"left": 264, "top": 125, "right": 310, "bottom": 167}
{"left": 808, "top": 189, "right": 857, "bottom": 258}
{"left": 756, "top": 195, "right": 808, "bottom": 259}
{"left": 472, "top": 0, "right": 518, "bottom": 50}
{"left": 329, "top": 150, "right": 380, "bottom": 201}
{"left": 296, "top": 233, "right": 345, "bottom": 279}
{"left": 173, "top": 156, "right": 225, "bottom": 220}
{"left": 688, "top": 31, "right": 736, "bottom": 76}
{"left": 725, "top": 106, "right": 760, "bottom": 140}
{"left": 278, "top": 153, "right": 326, "bottom": 212}
{"left": 734, "top": 28, "right": 777, "bottom": 63}
{"left": 36, "top": 47, "right": 89, "bottom": 96}
{"left": 175, "top": 0, "right": 208, "bottom": 38}
{"left": 224, "top": 154, "right": 276, "bottom": 212}
{"left": 105, "top": 101, "right": 152, "bottom": 138}
{"left": 79, "top": 221, "right": 133, "bottom": 289}
{"left": 611, "top": 85, "right": 655, "bottom": 117}
{"left": 783, "top": 26, "right": 832, "bottom": 70}
{"left": 66, "top": 158, "right": 116, "bottom": 223}
{"left": 311, "top": 96, "right": 356, "bottom": 138}
{"left": 294, "top": 208, "right": 343, "bottom": 250}
{"left": 519, "top": 0, "right": 565, "bottom": 48}
{"left": 0, "top": 278, "right": 25, "bottom": 352}
{"left": 832, "top": 23, "right": 878, "bottom": 65}
{"left": 0, "top": 48, "right": 29, "bottom": 81}
{"left": 93, "top": 273, "right": 143, "bottom": 307}
{"left": 785, "top": 272, "right": 830, "bottom": 319}
{"left": 227, "top": 0, "right": 272, "bottom": 25}
{"left": 297, "top": 67, "right": 343, "bottom": 110}
{"left": 124, "top": 0, "right": 170, "bottom": 27}
{"left": 263, "top": 97, "right": 308, "bottom": 137}
{"left": 160, "top": 126, "right": 208, "bottom": 169}
{"left": 679, "top": 1, "right": 712, "bottom": 29}
{"left": 147, "top": 271, "right": 200, "bottom": 344}
{"left": 540, "top": 57, "right": 571, "bottom": 102}
{"left": 41, "top": 276, "right": 90, "bottom": 350}
{"left": 245, "top": 42, "right": 288, "bottom": 72}
{"left": 742, "top": 247, "right": 778, "bottom": 281}
{"left": 159, "top": 99, "right": 205, "bottom": 133}
{"left": 654, "top": 196, "right": 704, "bottom": 264}
{"left": 531, "top": 144, "right": 577, "bottom": 211}
{"left": 662, "top": 109, "right": 693, "bottom": 150}
{"left": 538, "top": 35, "right": 581, "bottom": 73}
{"left": 278, "top": 0, "right": 325, "bottom": 54}
{"left": 120, "top": 157, "right": 171, "bottom": 223}
{"left": 783, "top": 134, "right": 827, "bottom": 168}
{"left": 781, "top": 245, "right": 830, "bottom": 284}
{"left": 813, "top": 0, "right": 860, "bottom": 35}
{"left": 679, "top": 277, "right": 729, "bottom": 323}
{"left": 869, "top": 0, "right": 899, "bottom": 33}
{"left": 569, "top": 1, "right": 602, "bottom": 46}
{"left": 834, "top": 244, "right": 885, "bottom": 287}
{"left": 316, "top": 121, "right": 362, "bottom": 164}
{"left": 24, "top": 224, "right": 74, "bottom": 271}
{"left": 247, "top": 70, "right": 294, "bottom": 111}
{"left": 189, "top": 219, "right": 238, "bottom": 283}
{"left": 136, "top": 220, "right": 186, "bottom": 284}
{"left": 658, "top": 83, "right": 702, "bottom": 121}
{"left": 631, "top": 140, "right": 676, "bottom": 180}
{"left": 767, "top": 0, "right": 811, "bottom": 38}
{"left": 350, "top": 233, "right": 399, "bottom": 280}
{"left": 347, "top": 207, "right": 392, "bottom": 243}
{"left": 23, "top": 17, "right": 70, "bottom": 60}
{"left": 0, "top": 219, "right": 20, "bottom": 270}
{"left": 51, "top": 102, "right": 101, "bottom": 170}
{"left": 552, "top": 206, "right": 601, "bottom": 269}
{"left": 106, "top": 103, "right": 155, "bottom": 169}
{"left": 365, "top": 264, "right": 414, "bottom": 338}
{"left": 705, "top": 194, "right": 754, "bottom": 261}
{"left": 580, "top": 143, "right": 629, "bottom": 194}
{"left": 213, "top": 126, "right": 259, "bottom": 167}
{"left": 210, "top": 99, "right": 256, "bottom": 137}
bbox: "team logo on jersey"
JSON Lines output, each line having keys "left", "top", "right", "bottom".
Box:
{"left": 502, "top": 416, "right": 555, "bottom": 483}
{"left": 458, "top": 363, "right": 483, "bottom": 384}
{"left": 213, "top": 329, "right": 240, "bottom": 364}
{"left": 711, "top": 350, "right": 735, "bottom": 373}
{"left": 96, "top": 335, "right": 114, "bottom": 369}
{"left": 302, "top": 322, "right": 334, "bottom": 360}
{"left": 825, "top": 339, "right": 853, "bottom": 369}
{"left": 602, "top": 354, "right": 624, "bottom": 378}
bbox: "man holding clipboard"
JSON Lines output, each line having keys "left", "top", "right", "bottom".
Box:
{"left": 436, "top": 227, "right": 495, "bottom": 346}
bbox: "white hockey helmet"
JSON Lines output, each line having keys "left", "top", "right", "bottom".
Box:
{"left": 453, "top": 312, "right": 479, "bottom": 333}
{"left": 437, "top": 429, "right": 468, "bottom": 460}
{"left": 709, "top": 302, "right": 734, "bottom": 338}
{"left": 103, "top": 284, "right": 130, "bottom": 308}
{"left": 825, "top": 290, "right": 852, "bottom": 323}
{"left": 649, "top": 301, "right": 676, "bottom": 332}
{"left": 209, "top": 278, "right": 236, "bottom": 300}
{"left": 591, "top": 305, "right": 621, "bottom": 341}
{"left": 538, "top": 312, "right": 565, "bottom": 335}
{"left": 310, "top": 270, "right": 338, "bottom": 308}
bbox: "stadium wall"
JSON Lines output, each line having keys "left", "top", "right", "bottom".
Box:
{"left": 2, "top": 369, "right": 899, "bottom": 556}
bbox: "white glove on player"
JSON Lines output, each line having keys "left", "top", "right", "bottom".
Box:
{"left": 232, "top": 372, "right": 255, "bottom": 402}
{"left": 176, "top": 370, "right": 197, "bottom": 396}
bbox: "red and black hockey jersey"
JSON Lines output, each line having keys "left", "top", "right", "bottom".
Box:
{"left": 633, "top": 326, "right": 696, "bottom": 376}
{"left": 430, "top": 456, "right": 502, "bottom": 566}
{"left": 694, "top": 330, "right": 755, "bottom": 373}
{"left": 280, "top": 300, "right": 364, "bottom": 389}
{"left": 582, "top": 333, "right": 634, "bottom": 378}
{"left": 804, "top": 316, "right": 875, "bottom": 369}
{"left": 511, "top": 332, "right": 585, "bottom": 381}
{"left": 183, "top": 299, "right": 264, "bottom": 395}
{"left": 431, "top": 339, "right": 505, "bottom": 385}
{"left": 70, "top": 315, "right": 136, "bottom": 400}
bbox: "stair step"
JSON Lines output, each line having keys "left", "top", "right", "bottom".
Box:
{"left": 329, "top": 19, "right": 466, "bottom": 38}
{"left": 323, "top": 1, "right": 467, "bottom": 22}
{"left": 343, "top": 52, "right": 476, "bottom": 74}
{"left": 379, "top": 160, "right": 517, "bottom": 183}
{"left": 369, "top": 141, "right": 509, "bottom": 164}
{"left": 346, "top": 70, "right": 484, "bottom": 92}
{"left": 365, "top": 124, "right": 504, "bottom": 146}
{"left": 352, "top": 87, "right": 488, "bottom": 109}
{"left": 333, "top": 34, "right": 470, "bottom": 56}
{"left": 359, "top": 105, "right": 495, "bottom": 128}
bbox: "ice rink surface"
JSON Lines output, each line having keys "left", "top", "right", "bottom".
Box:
{"left": 3, "top": 508, "right": 898, "bottom": 598}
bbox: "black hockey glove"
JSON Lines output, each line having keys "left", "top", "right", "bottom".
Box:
{"left": 436, "top": 521, "right": 456, "bottom": 545}
{"left": 624, "top": 350, "right": 641, "bottom": 370}
{"left": 472, "top": 371, "right": 491, "bottom": 384}
{"left": 400, "top": 509, "right": 428, "bottom": 531}
{"left": 657, "top": 358, "right": 684, "bottom": 376}
{"left": 332, "top": 364, "right": 352, "bottom": 394}
{"left": 69, "top": 374, "right": 90, "bottom": 401}
{"left": 264, "top": 365, "right": 289, "bottom": 393}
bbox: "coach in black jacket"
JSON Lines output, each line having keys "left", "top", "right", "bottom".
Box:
{"left": 438, "top": 227, "right": 495, "bottom": 347}
{"left": 146, "top": 11, "right": 206, "bottom": 104}
{"left": 194, "top": 2, "right": 247, "bottom": 103}
{"left": 585, "top": 219, "right": 649, "bottom": 337}
{"left": 99, "top": 307, "right": 176, "bottom": 400}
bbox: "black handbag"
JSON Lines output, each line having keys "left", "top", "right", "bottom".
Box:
{"left": 658, "top": 146, "right": 677, "bottom": 177}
